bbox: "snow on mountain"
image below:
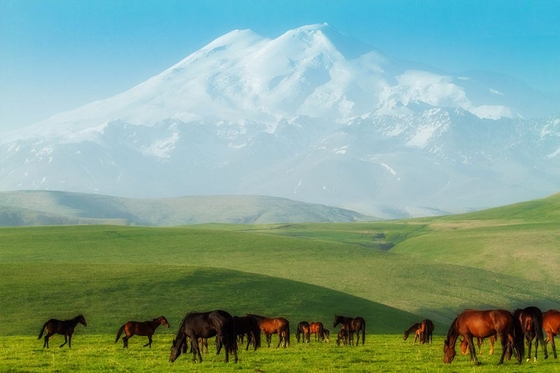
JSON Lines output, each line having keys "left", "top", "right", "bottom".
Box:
{"left": 1, "top": 24, "right": 559, "bottom": 218}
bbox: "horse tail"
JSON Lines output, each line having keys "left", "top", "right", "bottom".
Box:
{"left": 286, "top": 322, "right": 291, "bottom": 347}
{"left": 38, "top": 322, "right": 48, "bottom": 339}
{"left": 318, "top": 323, "right": 324, "bottom": 341}
{"left": 115, "top": 325, "right": 125, "bottom": 343}
{"left": 511, "top": 312, "right": 525, "bottom": 362}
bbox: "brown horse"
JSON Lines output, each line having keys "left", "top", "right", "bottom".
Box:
{"left": 38, "top": 314, "right": 87, "bottom": 348}
{"left": 443, "top": 309, "right": 522, "bottom": 365}
{"left": 337, "top": 327, "right": 349, "bottom": 346}
{"left": 514, "top": 306, "right": 548, "bottom": 361}
{"left": 233, "top": 315, "right": 261, "bottom": 351}
{"left": 309, "top": 322, "right": 325, "bottom": 342}
{"left": 543, "top": 309, "right": 560, "bottom": 359}
{"left": 247, "top": 314, "right": 290, "bottom": 348}
{"left": 169, "top": 310, "right": 237, "bottom": 363}
{"left": 115, "top": 316, "right": 170, "bottom": 348}
{"left": 296, "top": 321, "right": 310, "bottom": 343}
{"left": 460, "top": 335, "right": 496, "bottom": 355}
{"left": 403, "top": 322, "right": 421, "bottom": 343}
{"left": 333, "top": 315, "right": 365, "bottom": 346}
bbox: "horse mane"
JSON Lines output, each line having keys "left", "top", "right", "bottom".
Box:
{"left": 445, "top": 317, "right": 458, "bottom": 344}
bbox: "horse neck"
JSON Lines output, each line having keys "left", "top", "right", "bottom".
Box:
{"left": 71, "top": 316, "right": 82, "bottom": 326}
{"left": 446, "top": 318, "right": 459, "bottom": 347}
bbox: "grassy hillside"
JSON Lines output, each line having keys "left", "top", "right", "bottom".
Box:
{"left": 0, "top": 191, "right": 372, "bottom": 226}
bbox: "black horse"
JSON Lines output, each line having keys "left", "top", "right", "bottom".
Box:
{"left": 38, "top": 314, "right": 87, "bottom": 348}
{"left": 334, "top": 315, "right": 365, "bottom": 345}
{"left": 169, "top": 310, "right": 237, "bottom": 363}
{"left": 233, "top": 315, "right": 261, "bottom": 351}
{"left": 514, "top": 306, "right": 548, "bottom": 361}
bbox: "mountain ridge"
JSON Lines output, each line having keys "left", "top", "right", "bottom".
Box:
{"left": 1, "top": 24, "right": 558, "bottom": 217}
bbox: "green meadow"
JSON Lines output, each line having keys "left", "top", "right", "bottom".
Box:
{"left": 1, "top": 193, "right": 559, "bottom": 371}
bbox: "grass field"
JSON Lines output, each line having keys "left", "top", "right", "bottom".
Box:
{"left": 3, "top": 334, "right": 559, "bottom": 372}
{"left": 1, "top": 193, "right": 559, "bottom": 370}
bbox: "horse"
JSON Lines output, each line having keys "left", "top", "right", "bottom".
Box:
{"left": 443, "top": 309, "right": 522, "bottom": 365}
{"left": 418, "top": 319, "right": 434, "bottom": 344}
{"left": 403, "top": 323, "right": 421, "bottom": 343}
{"left": 309, "top": 322, "right": 325, "bottom": 342}
{"left": 333, "top": 315, "right": 365, "bottom": 346}
{"left": 38, "top": 314, "right": 87, "bottom": 348}
{"left": 322, "top": 328, "right": 330, "bottom": 343}
{"left": 543, "top": 309, "right": 560, "bottom": 359}
{"left": 169, "top": 310, "right": 237, "bottom": 363}
{"left": 115, "top": 316, "right": 170, "bottom": 348}
{"left": 513, "top": 306, "right": 548, "bottom": 361}
{"left": 247, "top": 314, "right": 290, "bottom": 348}
{"left": 337, "top": 327, "right": 349, "bottom": 346}
{"left": 460, "top": 335, "right": 496, "bottom": 355}
{"left": 296, "top": 321, "right": 310, "bottom": 343}
{"left": 233, "top": 315, "right": 261, "bottom": 351}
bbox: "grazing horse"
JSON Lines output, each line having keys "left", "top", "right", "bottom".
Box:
{"left": 247, "top": 314, "right": 290, "bottom": 348}
{"left": 296, "top": 321, "right": 310, "bottom": 343}
{"left": 333, "top": 315, "right": 365, "bottom": 346}
{"left": 443, "top": 309, "right": 522, "bottom": 365}
{"left": 403, "top": 323, "right": 421, "bottom": 343}
{"left": 233, "top": 315, "right": 261, "bottom": 351}
{"left": 418, "top": 319, "right": 434, "bottom": 344}
{"left": 514, "top": 306, "right": 548, "bottom": 361}
{"left": 322, "top": 328, "right": 330, "bottom": 343}
{"left": 543, "top": 309, "right": 560, "bottom": 359}
{"left": 460, "top": 335, "right": 496, "bottom": 355}
{"left": 309, "top": 322, "right": 325, "bottom": 342}
{"left": 169, "top": 310, "right": 237, "bottom": 363}
{"left": 115, "top": 316, "right": 170, "bottom": 348}
{"left": 38, "top": 314, "right": 87, "bottom": 348}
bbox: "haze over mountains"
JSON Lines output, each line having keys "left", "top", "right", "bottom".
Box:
{"left": 1, "top": 24, "right": 558, "bottom": 218}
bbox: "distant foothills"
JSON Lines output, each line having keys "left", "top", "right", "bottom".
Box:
{"left": 0, "top": 190, "right": 374, "bottom": 226}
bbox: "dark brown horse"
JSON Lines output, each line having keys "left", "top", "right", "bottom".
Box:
{"left": 115, "top": 316, "right": 170, "bottom": 348}
{"left": 169, "top": 310, "right": 237, "bottom": 363}
{"left": 543, "top": 309, "right": 560, "bottom": 359}
{"left": 247, "top": 314, "right": 290, "bottom": 348}
{"left": 233, "top": 315, "right": 261, "bottom": 351}
{"left": 514, "top": 306, "right": 548, "bottom": 361}
{"left": 418, "top": 319, "right": 434, "bottom": 344}
{"left": 333, "top": 315, "right": 365, "bottom": 346}
{"left": 309, "top": 321, "right": 325, "bottom": 342}
{"left": 296, "top": 321, "right": 310, "bottom": 343}
{"left": 38, "top": 314, "right": 87, "bottom": 348}
{"left": 443, "top": 309, "right": 522, "bottom": 365}
{"left": 322, "top": 328, "right": 330, "bottom": 343}
{"left": 460, "top": 335, "right": 496, "bottom": 355}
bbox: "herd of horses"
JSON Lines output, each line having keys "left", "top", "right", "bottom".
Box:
{"left": 37, "top": 307, "right": 560, "bottom": 366}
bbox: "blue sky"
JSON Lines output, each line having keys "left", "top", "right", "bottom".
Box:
{"left": 1, "top": 0, "right": 559, "bottom": 133}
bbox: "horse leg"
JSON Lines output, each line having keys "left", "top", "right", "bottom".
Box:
{"left": 43, "top": 333, "right": 52, "bottom": 348}
{"left": 144, "top": 335, "right": 153, "bottom": 348}
{"left": 550, "top": 334, "right": 557, "bottom": 359}
{"left": 497, "top": 333, "right": 508, "bottom": 365}
{"left": 466, "top": 335, "right": 480, "bottom": 365}
{"left": 123, "top": 336, "right": 129, "bottom": 348}
{"left": 276, "top": 331, "right": 282, "bottom": 348}
{"left": 60, "top": 335, "right": 68, "bottom": 348}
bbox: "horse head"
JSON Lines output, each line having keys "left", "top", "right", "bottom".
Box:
{"left": 443, "top": 338, "right": 456, "bottom": 363}
{"left": 159, "top": 316, "right": 170, "bottom": 328}
{"left": 169, "top": 338, "right": 183, "bottom": 362}
{"left": 78, "top": 314, "right": 87, "bottom": 327}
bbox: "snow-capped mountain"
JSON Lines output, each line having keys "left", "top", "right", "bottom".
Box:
{"left": 1, "top": 23, "right": 559, "bottom": 218}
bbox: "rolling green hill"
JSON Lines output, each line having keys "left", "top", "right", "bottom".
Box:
{"left": 0, "top": 193, "right": 558, "bottom": 338}
{"left": 0, "top": 190, "right": 372, "bottom": 226}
